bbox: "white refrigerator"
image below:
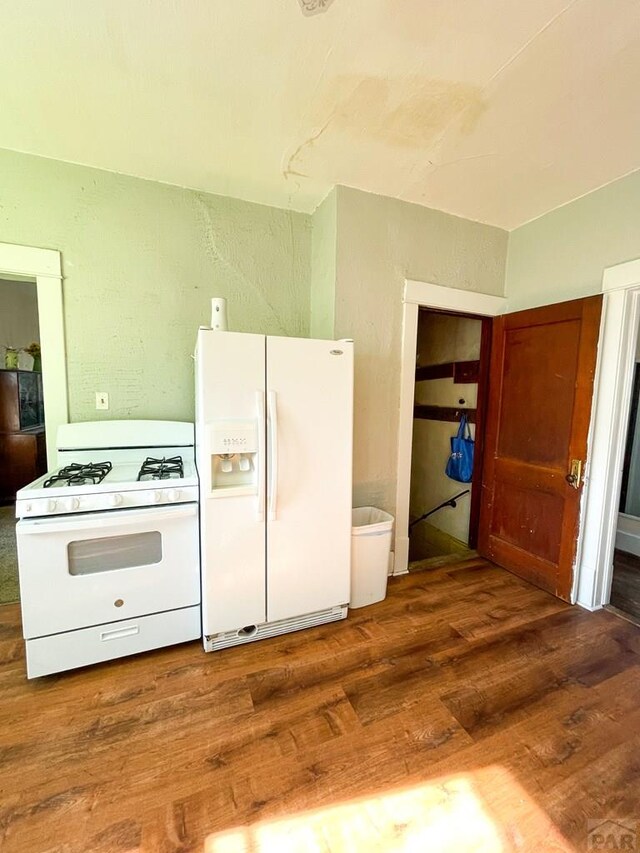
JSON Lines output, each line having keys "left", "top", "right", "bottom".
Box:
{"left": 195, "top": 329, "right": 354, "bottom": 651}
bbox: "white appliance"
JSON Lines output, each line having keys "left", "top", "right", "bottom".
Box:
{"left": 15, "top": 420, "right": 201, "bottom": 678}
{"left": 195, "top": 329, "right": 354, "bottom": 651}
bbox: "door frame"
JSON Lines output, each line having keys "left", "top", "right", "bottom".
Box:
{"left": 575, "top": 258, "right": 640, "bottom": 609}
{"left": 394, "top": 279, "right": 506, "bottom": 575}
{"left": 0, "top": 241, "right": 67, "bottom": 467}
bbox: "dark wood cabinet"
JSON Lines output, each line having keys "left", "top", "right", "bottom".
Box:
{"left": 0, "top": 369, "right": 47, "bottom": 502}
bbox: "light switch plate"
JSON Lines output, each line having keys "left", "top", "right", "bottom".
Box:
{"left": 95, "top": 391, "right": 109, "bottom": 410}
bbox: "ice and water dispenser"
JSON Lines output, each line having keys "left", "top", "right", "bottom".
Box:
{"left": 208, "top": 420, "right": 258, "bottom": 495}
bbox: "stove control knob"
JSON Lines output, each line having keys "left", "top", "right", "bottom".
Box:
{"left": 109, "top": 494, "right": 123, "bottom": 508}
{"left": 70, "top": 497, "right": 80, "bottom": 511}
{"left": 153, "top": 490, "right": 163, "bottom": 504}
{"left": 47, "top": 499, "right": 57, "bottom": 513}
{"left": 167, "top": 489, "right": 181, "bottom": 502}
{"left": 25, "top": 503, "right": 32, "bottom": 513}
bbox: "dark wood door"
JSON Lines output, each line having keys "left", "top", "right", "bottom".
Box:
{"left": 478, "top": 296, "right": 602, "bottom": 601}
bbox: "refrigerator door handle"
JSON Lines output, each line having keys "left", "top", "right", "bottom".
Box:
{"left": 256, "top": 390, "right": 266, "bottom": 522}
{"left": 268, "top": 390, "right": 279, "bottom": 521}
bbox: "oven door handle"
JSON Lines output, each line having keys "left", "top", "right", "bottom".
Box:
{"left": 17, "top": 504, "right": 197, "bottom": 535}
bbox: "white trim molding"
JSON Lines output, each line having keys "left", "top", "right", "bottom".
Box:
{"left": 394, "top": 280, "right": 506, "bottom": 575}
{"left": 602, "top": 258, "right": 640, "bottom": 292}
{"left": 575, "top": 258, "right": 640, "bottom": 609}
{"left": 0, "top": 241, "right": 67, "bottom": 466}
{"left": 404, "top": 279, "right": 506, "bottom": 315}
{"left": 0, "top": 243, "right": 61, "bottom": 279}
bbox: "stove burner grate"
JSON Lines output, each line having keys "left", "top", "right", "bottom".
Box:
{"left": 43, "top": 461, "right": 113, "bottom": 488}
{"left": 137, "top": 456, "right": 184, "bottom": 481}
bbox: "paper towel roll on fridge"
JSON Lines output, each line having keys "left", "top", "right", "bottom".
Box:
{"left": 211, "top": 298, "right": 228, "bottom": 331}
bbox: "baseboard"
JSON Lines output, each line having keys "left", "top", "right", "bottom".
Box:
{"left": 393, "top": 535, "right": 410, "bottom": 575}
{"left": 615, "top": 529, "right": 640, "bottom": 557}
{"left": 615, "top": 512, "right": 640, "bottom": 556}
{"left": 577, "top": 600, "right": 604, "bottom": 612}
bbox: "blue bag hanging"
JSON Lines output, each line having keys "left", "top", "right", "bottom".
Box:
{"left": 445, "top": 414, "right": 474, "bottom": 483}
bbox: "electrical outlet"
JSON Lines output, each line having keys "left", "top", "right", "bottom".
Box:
{"left": 95, "top": 392, "right": 109, "bottom": 410}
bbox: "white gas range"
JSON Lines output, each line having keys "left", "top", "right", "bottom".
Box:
{"left": 15, "top": 420, "right": 201, "bottom": 678}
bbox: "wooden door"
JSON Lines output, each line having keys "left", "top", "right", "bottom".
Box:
{"left": 478, "top": 296, "right": 602, "bottom": 601}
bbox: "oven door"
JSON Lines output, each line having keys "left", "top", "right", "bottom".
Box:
{"left": 17, "top": 503, "right": 200, "bottom": 639}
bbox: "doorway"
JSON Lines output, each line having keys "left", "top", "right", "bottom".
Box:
{"left": 575, "top": 261, "right": 640, "bottom": 610}
{"left": 610, "top": 357, "right": 640, "bottom": 623}
{"left": 0, "top": 279, "right": 46, "bottom": 604}
{"left": 408, "top": 309, "right": 491, "bottom": 566}
{"left": 397, "top": 263, "right": 640, "bottom": 607}
{"left": 0, "top": 241, "right": 66, "bottom": 610}
{"left": 394, "top": 280, "right": 506, "bottom": 576}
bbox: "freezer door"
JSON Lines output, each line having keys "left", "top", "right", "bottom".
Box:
{"left": 196, "top": 330, "right": 267, "bottom": 635}
{"left": 266, "top": 336, "right": 353, "bottom": 622}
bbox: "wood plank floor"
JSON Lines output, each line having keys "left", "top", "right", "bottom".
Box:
{"left": 1, "top": 558, "right": 639, "bottom": 852}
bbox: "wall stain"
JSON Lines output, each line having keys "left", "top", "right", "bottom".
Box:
{"left": 284, "top": 74, "right": 486, "bottom": 180}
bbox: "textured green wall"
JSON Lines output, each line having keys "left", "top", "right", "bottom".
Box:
{"left": 334, "top": 186, "right": 508, "bottom": 514}
{"left": 0, "top": 148, "right": 311, "bottom": 423}
{"left": 506, "top": 169, "right": 640, "bottom": 311}
{"left": 310, "top": 189, "right": 337, "bottom": 339}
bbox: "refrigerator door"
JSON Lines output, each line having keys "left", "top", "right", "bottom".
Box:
{"left": 266, "top": 336, "right": 353, "bottom": 622}
{"left": 196, "top": 329, "right": 267, "bottom": 635}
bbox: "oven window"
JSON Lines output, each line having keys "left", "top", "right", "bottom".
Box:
{"left": 68, "top": 531, "right": 162, "bottom": 575}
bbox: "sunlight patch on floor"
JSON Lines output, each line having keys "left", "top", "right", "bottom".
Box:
{"left": 204, "top": 766, "right": 574, "bottom": 852}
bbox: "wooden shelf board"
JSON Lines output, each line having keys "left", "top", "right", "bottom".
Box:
{"left": 414, "top": 405, "right": 476, "bottom": 423}
{"left": 415, "top": 360, "right": 480, "bottom": 384}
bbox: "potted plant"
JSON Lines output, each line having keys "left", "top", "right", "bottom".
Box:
{"left": 23, "top": 342, "right": 41, "bottom": 372}
{"left": 3, "top": 345, "right": 19, "bottom": 370}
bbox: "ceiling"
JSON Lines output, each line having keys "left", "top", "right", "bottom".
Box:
{"left": 1, "top": 0, "right": 639, "bottom": 229}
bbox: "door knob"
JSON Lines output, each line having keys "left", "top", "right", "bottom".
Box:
{"left": 566, "top": 459, "right": 582, "bottom": 489}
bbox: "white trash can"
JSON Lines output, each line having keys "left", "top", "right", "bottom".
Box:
{"left": 350, "top": 507, "right": 394, "bottom": 609}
